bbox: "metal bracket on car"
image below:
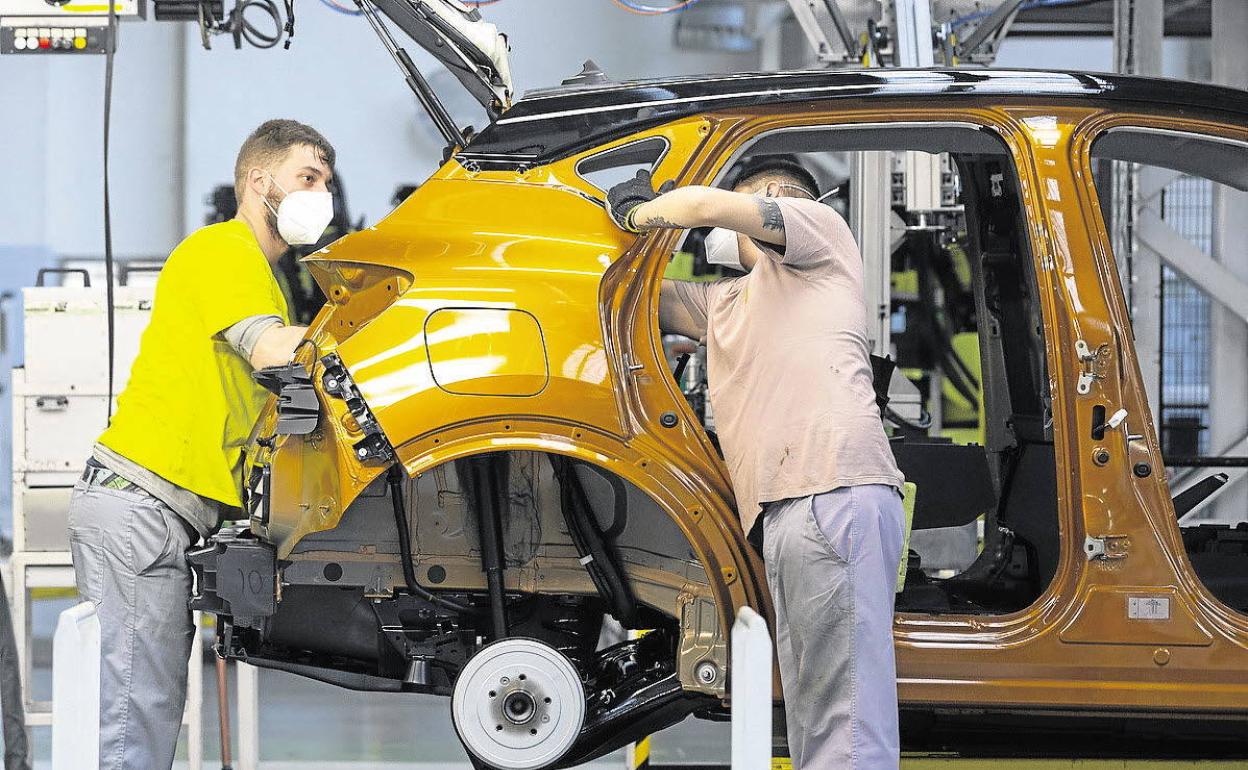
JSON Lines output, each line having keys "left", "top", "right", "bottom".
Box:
{"left": 1084, "top": 534, "right": 1129, "bottom": 561}
{"left": 320, "top": 353, "right": 395, "bottom": 463}
{"left": 1074, "top": 339, "right": 1108, "bottom": 396}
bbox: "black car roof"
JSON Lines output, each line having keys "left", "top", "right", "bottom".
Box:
{"left": 458, "top": 68, "right": 1248, "bottom": 170}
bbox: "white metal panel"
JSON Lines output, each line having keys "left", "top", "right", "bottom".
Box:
{"left": 21, "top": 394, "right": 109, "bottom": 473}
{"left": 850, "top": 150, "right": 893, "bottom": 357}
{"left": 19, "top": 486, "right": 73, "bottom": 551}
{"left": 22, "top": 285, "right": 153, "bottom": 395}
{"left": 904, "top": 151, "right": 944, "bottom": 212}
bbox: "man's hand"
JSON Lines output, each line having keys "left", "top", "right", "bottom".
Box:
{"left": 606, "top": 170, "right": 673, "bottom": 232}
{"left": 249, "top": 325, "right": 309, "bottom": 370}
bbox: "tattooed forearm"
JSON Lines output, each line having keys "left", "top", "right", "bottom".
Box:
{"left": 639, "top": 215, "right": 686, "bottom": 230}
{"left": 756, "top": 196, "right": 785, "bottom": 232}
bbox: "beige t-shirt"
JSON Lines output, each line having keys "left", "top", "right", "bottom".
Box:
{"left": 668, "top": 197, "right": 904, "bottom": 536}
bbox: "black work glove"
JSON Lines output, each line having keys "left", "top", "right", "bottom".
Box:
{"left": 606, "top": 169, "right": 674, "bottom": 233}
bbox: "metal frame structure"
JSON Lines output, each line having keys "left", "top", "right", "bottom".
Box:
{"left": 1107, "top": 0, "right": 1247, "bottom": 517}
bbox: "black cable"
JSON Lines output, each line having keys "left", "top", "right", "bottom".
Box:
{"left": 387, "top": 464, "right": 476, "bottom": 615}
{"left": 548, "top": 456, "right": 637, "bottom": 627}
{"left": 293, "top": 337, "right": 320, "bottom": 361}
{"left": 104, "top": 0, "right": 117, "bottom": 423}
{"left": 282, "top": 0, "right": 294, "bottom": 47}
{"left": 232, "top": 0, "right": 282, "bottom": 49}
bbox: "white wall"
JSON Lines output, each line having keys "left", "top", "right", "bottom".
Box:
{"left": 0, "top": 22, "right": 186, "bottom": 259}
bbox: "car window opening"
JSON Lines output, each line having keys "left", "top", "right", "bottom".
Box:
{"left": 1091, "top": 126, "right": 1248, "bottom": 616}
{"left": 659, "top": 124, "right": 1058, "bottom": 616}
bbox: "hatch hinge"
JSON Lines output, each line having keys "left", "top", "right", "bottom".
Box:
{"left": 1084, "top": 534, "right": 1129, "bottom": 561}
{"left": 1074, "top": 339, "right": 1109, "bottom": 396}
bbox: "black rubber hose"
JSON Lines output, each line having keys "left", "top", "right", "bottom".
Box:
{"left": 387, "top": 464, "right": 475, "bottom": 615}
{"left": 548, "top": 456, "right": 638, "bottom": 627}
{"left": 460, "top": 454, "right": 510, "bottom": 639}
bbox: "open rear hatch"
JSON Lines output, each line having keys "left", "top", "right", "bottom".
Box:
{"left": 358, "top": 0, "right": 512, "bottom": 146}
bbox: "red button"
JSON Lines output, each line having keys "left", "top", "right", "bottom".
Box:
{"left": 39, "top": 37, "right": 50, "bottom": 48}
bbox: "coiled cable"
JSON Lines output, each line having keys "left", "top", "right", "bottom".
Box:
{"left": 231, "top": 0, "right": 283, "bottom": 48}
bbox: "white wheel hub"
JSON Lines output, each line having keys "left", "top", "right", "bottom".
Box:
{"left": 452, "top": 638, "right": 586, "bottom": 770}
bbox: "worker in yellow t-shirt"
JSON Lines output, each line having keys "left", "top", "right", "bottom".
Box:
{"left": 66, "top": 119, "right": 336, "bottom": 770}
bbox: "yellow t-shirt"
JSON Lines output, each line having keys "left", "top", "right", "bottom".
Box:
{"left": 98, "top": 219, "right": 290, "bottom": 507}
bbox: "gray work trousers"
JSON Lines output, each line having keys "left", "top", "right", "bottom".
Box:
{"left": 762, "top": 484, "right": 905, "bottom": 770}
{"left": 66, "top": 476, "right": 196, "bottom": 770}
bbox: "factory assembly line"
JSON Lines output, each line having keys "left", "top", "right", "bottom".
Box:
{"left": 172, "top": 3, "right": 1248, "bottom": 768}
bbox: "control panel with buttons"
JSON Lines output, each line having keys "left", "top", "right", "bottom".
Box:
{"left": 1, "top": 24, "right": 106, "bottom": 53}
{"left": 0, "top": 0, "right": 141, "bottom": 54}
{"left": 0, "top": 0, "right": 142, "bottom": 16}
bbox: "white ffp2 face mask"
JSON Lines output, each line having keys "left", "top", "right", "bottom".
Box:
{"left": 704, "top": 227, "right": 744, "bottom": 271}
{"left": 264, "top": 173, "right": 334, "bottom": 246}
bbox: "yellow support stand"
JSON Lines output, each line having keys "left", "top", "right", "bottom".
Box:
{"left": 627, "top": 734, "right": 651, "bottom": 770}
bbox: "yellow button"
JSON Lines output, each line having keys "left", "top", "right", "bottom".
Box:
{"left": 74, "top": 36, "right": 86, "bottom": 49}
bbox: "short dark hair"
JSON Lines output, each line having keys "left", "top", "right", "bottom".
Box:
{"left": 234, "top": 119, "right": 336, "bottom": 202}
{"left": 727, "top": 154, "right": 820, "bottom": 199}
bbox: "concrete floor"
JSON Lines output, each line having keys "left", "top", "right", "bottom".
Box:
{"left": 23, "top": 596, "right": 731, "bottom": 767}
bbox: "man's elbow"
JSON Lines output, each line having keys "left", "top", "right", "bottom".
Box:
{"left": 248, "top": 326, "right": 307, "bottom": 370}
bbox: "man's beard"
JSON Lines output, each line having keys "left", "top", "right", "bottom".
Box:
{"left": 263, "top": 187, "right": 285, "bottom": 244}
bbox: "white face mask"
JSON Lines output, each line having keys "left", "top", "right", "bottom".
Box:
{"left": 264, "top": 173, "right": 334, "bottom": 246}
{"left": 704, "top": 227, "right": 744, "bottom": 271}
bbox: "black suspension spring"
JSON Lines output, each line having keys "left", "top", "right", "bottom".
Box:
{"left": 541, "top": 596, "right": 598, "bottom": 670}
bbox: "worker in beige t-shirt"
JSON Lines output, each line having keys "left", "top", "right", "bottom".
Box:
{"left": 607, "top": 157, "right": 906, "bottom": 770}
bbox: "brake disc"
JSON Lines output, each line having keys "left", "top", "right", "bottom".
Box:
{"left": 451, "top": 637, "right": 586, "bottom": 770}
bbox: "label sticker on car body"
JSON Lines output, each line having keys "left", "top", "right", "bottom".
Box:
{"left": 1128, "top": 596, "right": 1171, "bottom": 620}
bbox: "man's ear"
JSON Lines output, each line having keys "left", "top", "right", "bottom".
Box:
{"left": 763, "top": 180, "right": 782, "bottom": 198}
{"left": 247, "top": 167, "right": 270, "bottom": 202}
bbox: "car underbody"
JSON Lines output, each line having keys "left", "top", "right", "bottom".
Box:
{"left": 191, "top": 450, "right": 726, "bottom": 767}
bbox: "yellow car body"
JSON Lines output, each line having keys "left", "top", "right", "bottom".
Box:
{"left": 192, "top": 69, "right": 1248, "bottom": 763}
